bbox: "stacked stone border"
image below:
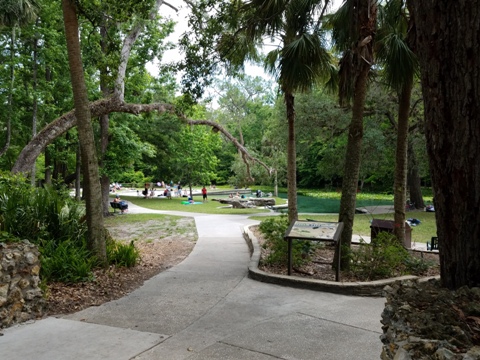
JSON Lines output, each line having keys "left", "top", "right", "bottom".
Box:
{"left": 0, "top": 241, "right": 44, "bottom": 328}
{"left": 243, "top": 224, "right": 439, "bottom": 297}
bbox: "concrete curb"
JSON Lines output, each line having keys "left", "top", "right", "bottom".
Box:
{"left": 243, "top": 225, "right": 438, "bottom": 297}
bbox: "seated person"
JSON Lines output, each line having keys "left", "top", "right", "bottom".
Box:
{"left": 113, "top": 194, "right": 121, "bottom": 203}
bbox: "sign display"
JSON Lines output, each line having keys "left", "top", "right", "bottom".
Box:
{"left": 287, "top": 221, "right": 342, "bottom": 240}
{"left": 284, "top": 221, "right": 344, "bottom": 281}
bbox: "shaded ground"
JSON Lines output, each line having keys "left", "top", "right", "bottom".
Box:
{"left": 45, "top": 217, "right": 196, "bottom": 316}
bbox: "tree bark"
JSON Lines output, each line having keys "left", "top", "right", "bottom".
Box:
{"left": 407, "top": 139, "right": 424, "bottom": 208}
{"left": 408, "top": 0, "right": 480, "bottom": 289}
{"left": 31, "top": 28, "right": 39, "bottom": 186}
{"left": 0, "top": 26, "right": 15, "bottom": 157}
{"left": 393, "top": 76, "right": 413, "bottom": 245}
{"left": 62, "top": 0, "right": 106, "bottom": 262}
{"left": 285, "top": 92, "right": 298, "bottom": 223}
{"left": 337, "top": 0, "right": 377, "bottom": 269}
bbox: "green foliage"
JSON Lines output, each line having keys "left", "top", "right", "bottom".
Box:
{"left": 171, "top": 125, "right": 221, "bottom": 187}
{"left": 258, "top": 216, "right": 312, "bottom": 267}
{"left": 0, "top": 231, "right": 22, "bottom": 243}
{"left": 40, "top": 240, "right": 95, "bottom": 283}
{"left": 0, "top": 173, "right": 93, "bottom": 282}
{"left": 348, "top": 232, "right": 433, "bottom": 281}
{"left": 107, "top": 239, "right": 140, "bottom": 268}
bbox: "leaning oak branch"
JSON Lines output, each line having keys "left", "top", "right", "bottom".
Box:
{"left": 185, "top": 118, "right": 273, "bottom": 176}
{"left": 12, "top": 99, "right": 273, "bottom": 177}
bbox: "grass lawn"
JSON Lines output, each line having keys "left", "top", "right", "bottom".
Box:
{"left": 118, "top": 194, "right": 279, "bottom": 215}
{"left": 115, "top": 188, "right": 436, "bottom": 244}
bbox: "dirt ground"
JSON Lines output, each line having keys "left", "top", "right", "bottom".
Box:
{"left": 45, "top": 217, "right": 197, "bottom": 316}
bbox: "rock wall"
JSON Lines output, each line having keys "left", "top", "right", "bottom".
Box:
{"left": 381, "top": 279, "right": 480, "bottom": 359}
{"left": 0, "top": 241, "right": 44, "bottom": 328}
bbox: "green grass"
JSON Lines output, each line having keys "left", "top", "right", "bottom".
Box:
{"left": 104, "top": 213, "right": 183, "bottom": 225}
{"left": 120, "top": 195, "right": 279, "bottom": 215}
{"left": 251, "top": 210, "right": 437, "bottom": 244}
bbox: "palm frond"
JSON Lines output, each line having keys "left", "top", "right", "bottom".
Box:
{"left": 0, "top": 0, "right": 39, "bottom": 27}
{"left": 280, "top": 32, "right": 333, "bottom": 92}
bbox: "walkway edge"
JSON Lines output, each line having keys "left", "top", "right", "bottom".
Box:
{"left": 243, "top": 225, "right": 439, "bottom": 297}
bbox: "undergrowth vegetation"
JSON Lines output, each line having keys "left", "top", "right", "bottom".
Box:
{"left": 258, "top": 216, "right": 435, "bottom": 281}
{"left": 0, "top": 174, "right": 140, "bottom": 283}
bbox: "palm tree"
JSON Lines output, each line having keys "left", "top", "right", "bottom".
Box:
{"left": 0, "top": 0, "right": 38, "bottom": 26}
{"left": 329, "top": 0, "right": 377, "bottom": 268}
{"left": 220, "top": 0, "right": 334, "bottom": 223}
{"left": 376, "top": 0, "right": 418, "bottom": 245}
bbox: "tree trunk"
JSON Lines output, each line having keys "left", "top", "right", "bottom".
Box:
{"left": 409, "top": 0, "right": 480, "bottom": 289}
{"left": 407, "top": 139, "right": 424, "bottom": 208}
{"left": 75, "top": 143, "right": 81, "bottom": 201}
{"left": 31, "top": 29, "right": 39, "bottom": 186}
{"left": 0, "top": 26, "right": 15, "bottom": 157}
{"left": 393, "top": 76, "right": 413, "bottom": 244}
{"left": 337, "top": 0, "right": 377, "bottom": 269}
{"left": 62, "top": 0, "right": 106, "bottom": 263}
{"left": 45, "top": 146, "right": 51, "bottom": 185}
{"left": 100, "top": 26, "right": 111, "bottom": 216}
{"left": 285, "top": 92, "right": 298, "bottom": 223}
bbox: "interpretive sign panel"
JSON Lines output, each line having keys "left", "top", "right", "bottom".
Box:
{"left": 287, "top": 221, "right": 343, "bottom": 240}
{"left": 284, "top": 221, "right": 344, "bottom": 281}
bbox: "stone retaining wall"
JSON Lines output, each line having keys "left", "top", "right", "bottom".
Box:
{"left": 381, "top": 279, "right": 480, "bottom": 359}
{"left": 0, "top": 241, "right": 44, "bottom": 328}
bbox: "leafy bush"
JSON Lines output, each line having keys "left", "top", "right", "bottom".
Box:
{"left": 0, "top": 231, "right": 22, "bottom": 243}
{"left": 107, "top": 239, "right": 140, "bottom": 268}
{"left": 348, "top": 232, "right": 433, "bottom": 280}
{"left": 258, "top": 216, "right": 313, "bottom": 268}
{"left": 40, "top": 240, "right": 96, "bottom": 283}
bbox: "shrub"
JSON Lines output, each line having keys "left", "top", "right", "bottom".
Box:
{"left": 107, "top": 239, "right": 140, "bottom": 268}
{"left": 348, "top": 232, "right": 433, "bottom": 280}
{"left": 259, "top": 216, "right": 313, "bottom": 268}
{"left": 40, "top": 240, "right": 96, "bottom": 283}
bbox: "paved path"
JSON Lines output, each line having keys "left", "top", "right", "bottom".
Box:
{"left": 0, "top": 203, "right": 386, "bottom": 360}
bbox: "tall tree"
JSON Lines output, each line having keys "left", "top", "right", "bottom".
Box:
{"left": 376, "top": 0, "right": 418, "bottom": 245}
{"left": 218, "top": 0, "right": 333, "bottom": 223}
{"left": 62, "top": 0, "right": 105, "bottom": 262}
{"left": 408, "top": 1, "right": 480, "bottom": 289}
{"left": 330, "top": 0, "right": 377, "bottom": 267}
{"left": 0, "top": 0, "right": 39, "bottom": 157}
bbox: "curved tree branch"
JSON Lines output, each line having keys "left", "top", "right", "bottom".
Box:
{"left": 185, "top": 118, "right": 273, "bottom": 176}
{"left": 12, "top": 98, "right": 273, "bottom": 178}
{"left": 12, "top": 97, "right": 176, "bottom": 174}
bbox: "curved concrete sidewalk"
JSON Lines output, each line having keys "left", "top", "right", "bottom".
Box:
{"left": 0, "top": 203, "right": 385, "bottom": 360}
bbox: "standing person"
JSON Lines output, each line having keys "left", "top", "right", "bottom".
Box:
{"left": 202, "top": 186, "right": 208, "bottom": 202}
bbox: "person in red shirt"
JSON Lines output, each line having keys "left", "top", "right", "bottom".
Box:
{"left": 202, "top": 186, "right": 207, "bottom": 202}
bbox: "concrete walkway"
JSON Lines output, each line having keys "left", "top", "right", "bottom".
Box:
{"left": 0, "top": 203, "right": 386, "bottom": 360}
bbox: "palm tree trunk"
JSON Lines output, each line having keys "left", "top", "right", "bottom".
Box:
{"left": 407, "top": 139, "right": 425, "bottom": 208}
{"left": 62, "top": 0, "right": 106, "bottom": 263}
{"left": 336, "top": 0, "right": 377, "bottom": 269}
{"left": 393, "top": 76, "right": 413, "bottom": 244}
{"left": 337, "top": 67, "right": 368, "bottom": 266}
{"left": 285, "top": 92, "right": 298, "bottom": 223}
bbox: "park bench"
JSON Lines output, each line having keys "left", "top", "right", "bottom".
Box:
{"left": 110, "top": 201, "right": 128, "bottom": 213}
